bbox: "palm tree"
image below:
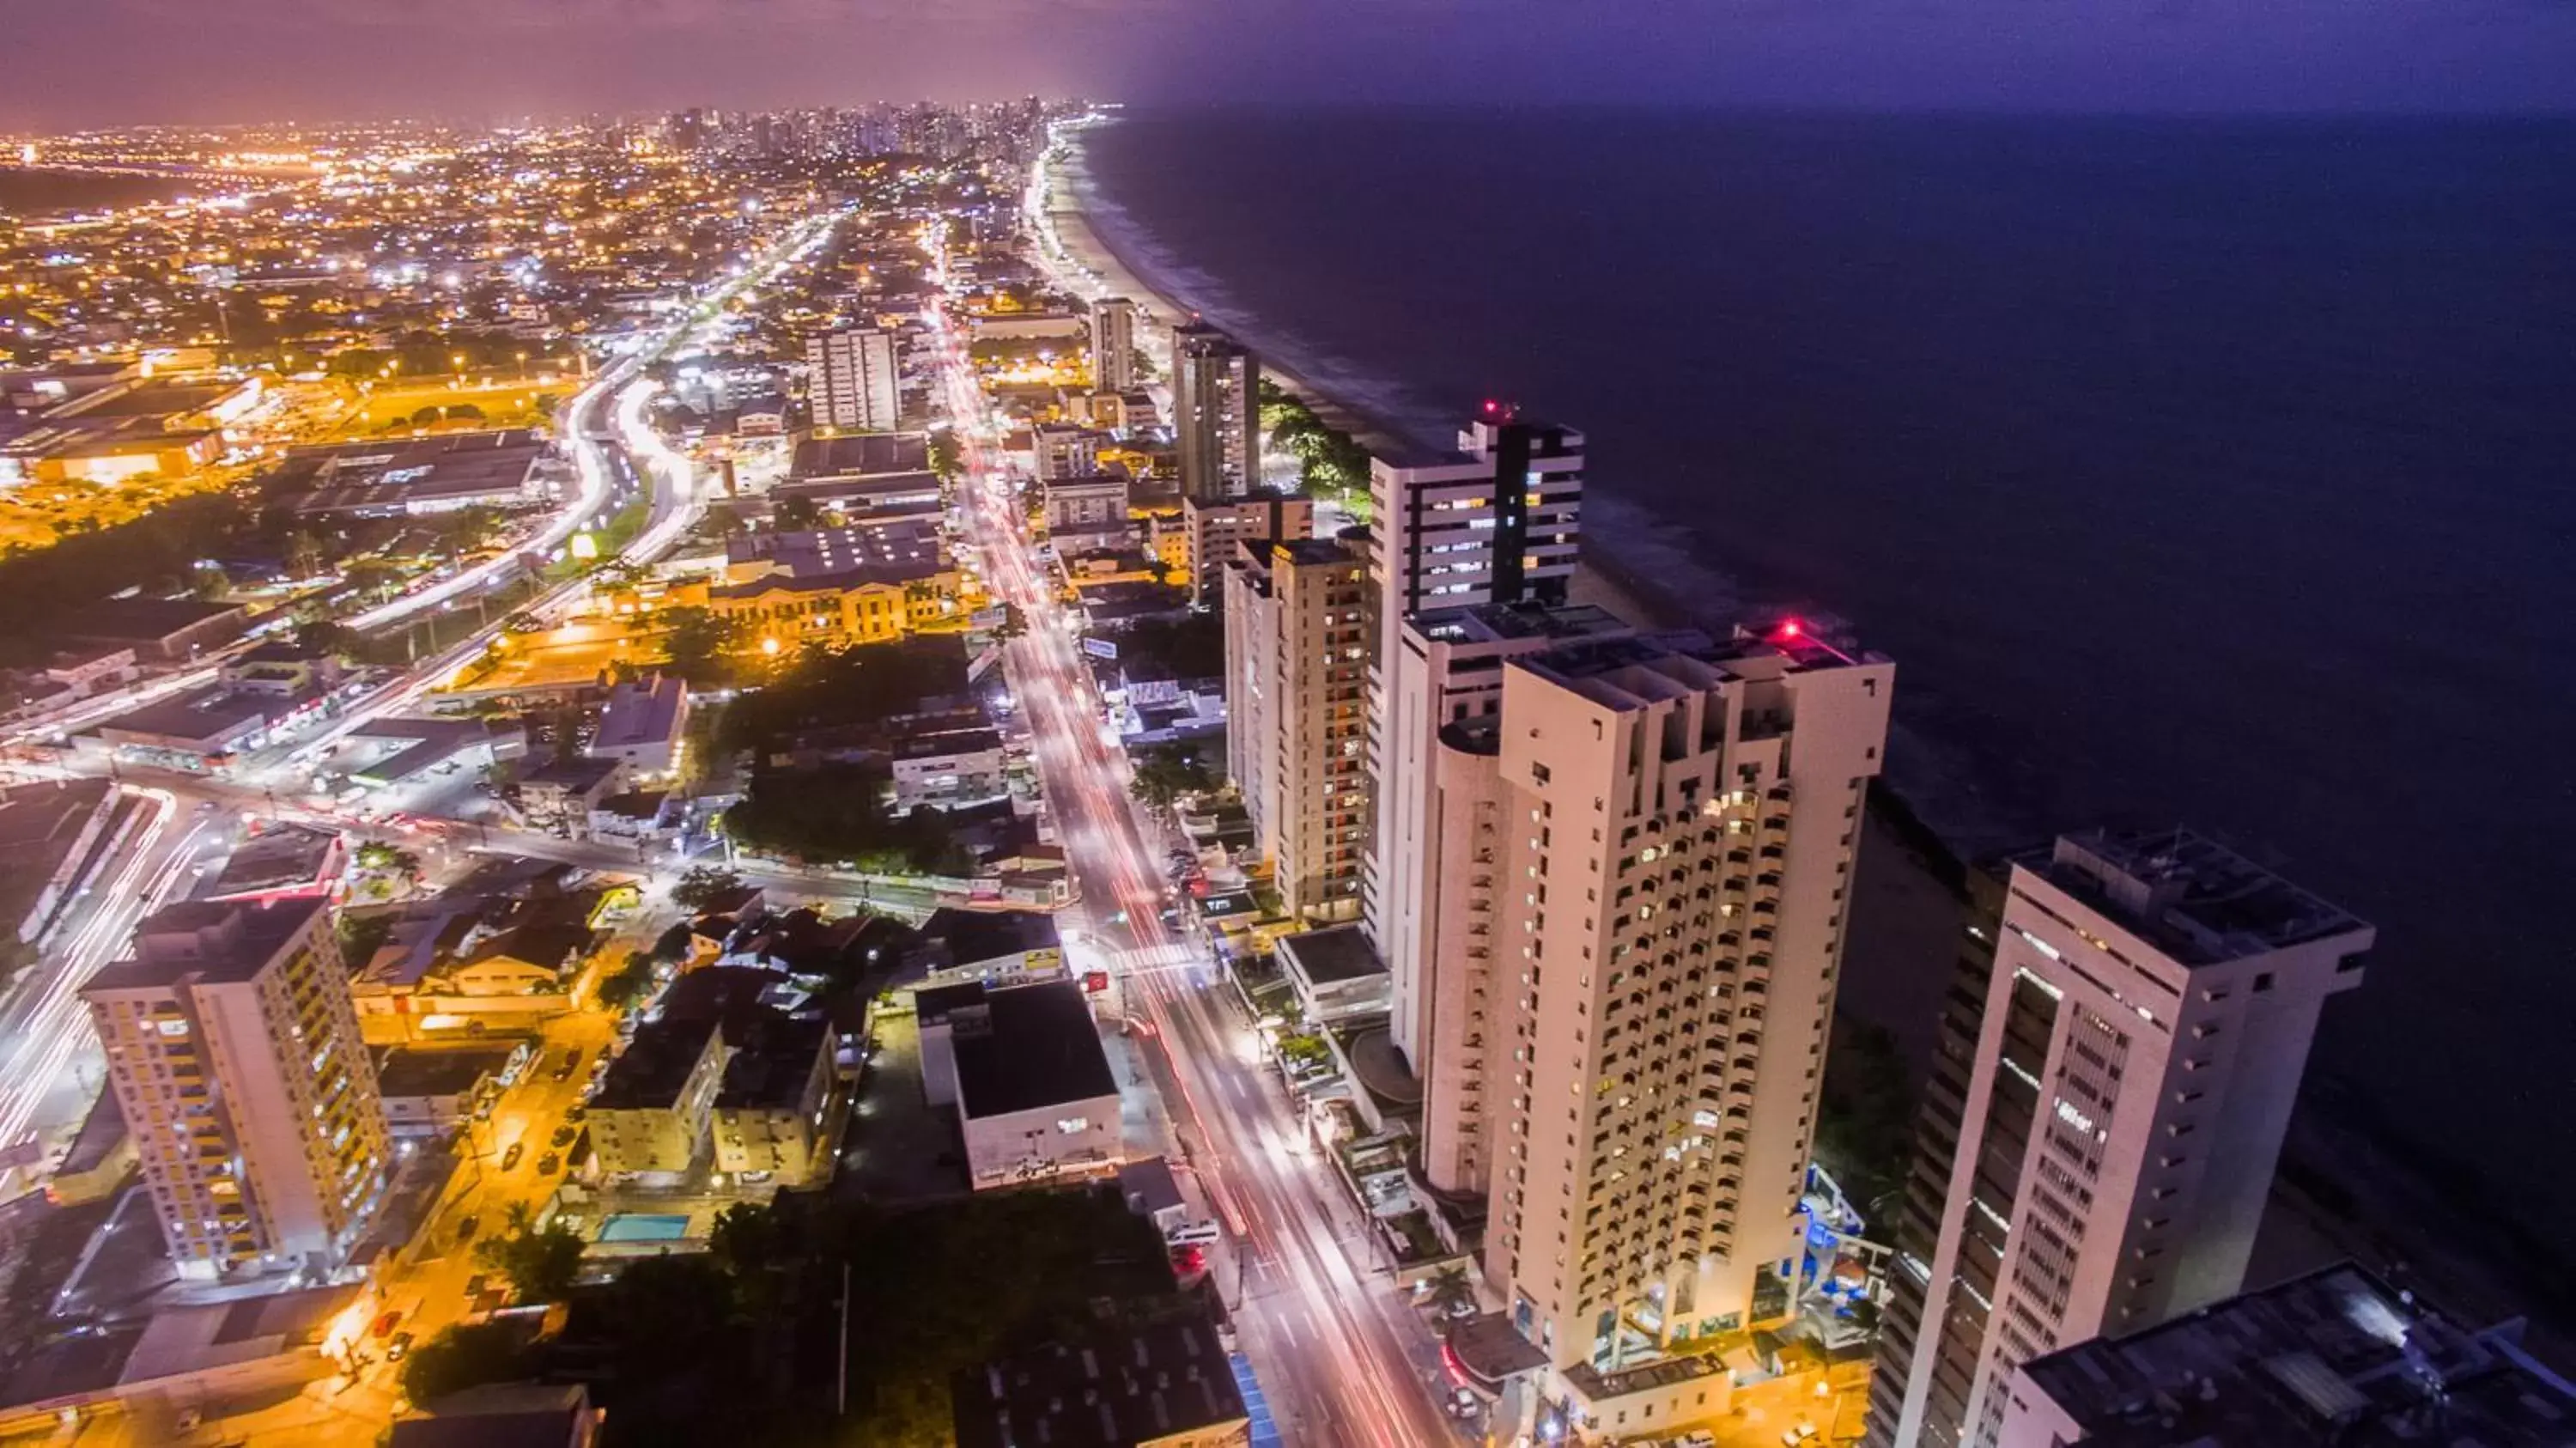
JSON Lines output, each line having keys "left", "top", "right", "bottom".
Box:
{"left": 1423, "top": 1264, "right": 1479, "bottom": 1330}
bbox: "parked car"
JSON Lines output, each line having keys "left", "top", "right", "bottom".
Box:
{"left": 538, "top": 1153, "right": 561, "bottom": 1176}
{"left": 501, "top": 1141, "right": 525, "bottom": 1171}
{"left": 453, "top": 1214, "right": 479, "bottom": 1245}
{"left": 386, "top": 1331, "right": 414, "bottom": 1361}
{"left": 550, "top": 1049, "right": 582, "bottom": 1081}
{"left": 551, "top": 1124, "right": 577, "bottom": 1147}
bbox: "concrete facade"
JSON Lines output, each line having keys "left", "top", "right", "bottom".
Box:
{"left": 805, "top": 326, "right": 900, "bottom": 431}
{"left": 1089, "top": 295, "right": 1137, "bottom": 392}
{"left": 1171, "top": 323, "right": 1259, "bottom": 503}
{"left": 1473, "top": 627, "right": 1893, "bottom": 1380}
{"left": 82, "top": 898, "right": 389, "bottom": 1280}
{"left": 1223, "top": 537, "right": 1371, "bottom": 925}
{"left": 1879, "top": 830, "right": 2373, "bottom": 1448}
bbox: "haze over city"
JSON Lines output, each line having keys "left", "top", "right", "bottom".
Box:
{"left": 7, "top": 0, "right": 2576, "bottom": 126}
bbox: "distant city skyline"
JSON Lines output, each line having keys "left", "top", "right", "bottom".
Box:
{"left": 5, "top": 0, "right": 2575, "bottom": 131}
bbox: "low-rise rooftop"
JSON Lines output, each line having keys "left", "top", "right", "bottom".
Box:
{"left": 949, "top": 979, "right": 1116, "bottom": 1120}
{"left": 592, "top": 1015, "right": 720, "bottom": 1110}
{"left": 952, "top": 1311, "right": 1246, "bottom": 1448}
{"left": 2016, "top": 1262, "right": 2576, "bottom": 1448}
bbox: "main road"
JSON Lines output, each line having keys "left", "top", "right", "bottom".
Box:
{"left": 925, "top": 262, "right": 1457, "bottom": 1448}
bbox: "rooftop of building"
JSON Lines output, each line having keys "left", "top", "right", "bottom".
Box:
{"left": 590, "top": 673, "right": 687, "bottom": 753}
{"left": 88, "top": 682, "right": 292, "bottom": 746}
{"left": 2017, "top": 1262, "right": 2576, "bottom": 1448}
{"left": 389, "top": 1383, "right": 595, "bottom": 1448}
{"left": 920, "top": 906, "right": 1060, "bottom": 967}
{"left": 0, "top": 776, "right": 112, "bottom": 854}
{"left": 519, "top": 756, "right": 624, "bottom": 793}
{"left": 726, "top": 523, "right": 946, "bottom": 576}
{"left": 769, "top": 469, "right": 944, "bottom": 506}
{"left": 592, "top": 1014, "right": 721, "bottom": 1110}
{"left": 2019, "top": 828, "right": 2370, "bottom": 965}
{"left": 203, "top": 822, "right": 339, "bottom": 899}
{"left": 790, "top": 430, "right": 928, "bottom": 479}
{"left": 949, "top": 979, "right": 1117, "bottom": 1119}
{"left": 1040, "top": 471, "right": 1126, "bottom": 493}
{"left": 56, "top": 1086, "right": 127, "bottom": 1178}
{"left": 707, "top": 555, "right": 945, "bottom": 598}
{"left": 1115, "top": 1156, "right": 1184, "bottom": 1219}
{"left": 1263, "top": 536, "right": 1358, "bottom": 572}
{"left": 893, "top": 726, "right": 1003, "bottom": 761}
{"left": 277, "top": 429, "right": 547, "bottom": 514}
{"left": 1517, "top": 619, "right": 1890, "bottom": 711}
{"left": 1277, "top": 924, "right": 1388, "bottom": 987}
{"left": 952, "top": 1311, "right": 1246, "bottom": 1448}
{"left": 374, "top": 1043, "right": 518, "bottom": 1099}
{"left": 1412, "top": 599, "right": 1631, "bottom": 647}
{"left": 713, "top": 1015, "right": 831, "bottom": 1110}
{"left": 85, "top": 895, "right": 326, "bottom": 993}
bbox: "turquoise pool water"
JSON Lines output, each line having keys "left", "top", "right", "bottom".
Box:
{"left": 597, "top": 1213, "right": 691, "bottom": 1243}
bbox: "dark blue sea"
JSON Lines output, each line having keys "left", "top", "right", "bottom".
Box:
{"left": 1074, "top": 108, "right": 2576, "bottom": 1250}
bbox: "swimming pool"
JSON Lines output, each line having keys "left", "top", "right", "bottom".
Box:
{"left": 596, "top": 1213, "right": 692, "bottom": 1244}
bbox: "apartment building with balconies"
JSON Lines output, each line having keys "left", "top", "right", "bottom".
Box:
{"left": 1475, "top": 624, "right": 1893, "bottom": 1390}
{"left": 1869, "top": 829, "right": 2373, "bottom": 1448}
{"left": 82, "top": 897, "right": 389, "bottom": 1281}
{"left": 1223, "top": 534, "right": 1372, "bottom": 924}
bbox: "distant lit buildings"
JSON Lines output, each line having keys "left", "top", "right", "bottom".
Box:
{"left": 82, "top": 897, "right": 389, "bottom": 1280}
{"left": 1088, "top": 295, "right": 1137, "bottom": 392}
{"left": 1869, "top": 830, "right": 2373, "bottom": 1448}
{"left": 1472, "top": 627, "right": 1893, "bottom": 1387}
{"left": 1223, "top": 537, "right": 1371, "bottom": 924}
{"left": 805, "top": 325, "right": 901, "bottom": 431}
{"left": 1171, "top": 322, "right": 1260, "bottom": 503}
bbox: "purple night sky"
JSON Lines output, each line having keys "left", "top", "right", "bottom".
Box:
{"left": 3, "top": 0, "right": 2574, "bottom": 127}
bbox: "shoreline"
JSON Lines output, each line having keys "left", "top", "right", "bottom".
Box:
{"left": 1028, "top": 120, "right": 2576, "bottom": 1348}
{"left": 1036, "top": 127, "right": 1695, "bottom": 639}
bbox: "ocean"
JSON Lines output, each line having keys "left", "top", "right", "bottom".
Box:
{"left": 1072, "top": 107, "right": 2576, "bottom": 1251}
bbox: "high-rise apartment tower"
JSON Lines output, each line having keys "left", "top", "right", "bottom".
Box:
{"left": 1476, "top": 626, "right": 1893, "bottom": 1377}
{"left": 82, "top": 897, "right": 389, "bottom": 1280}
{"left": 1090, "top": 296, "right": 1137, "bottom": 393}
{"left": 1172, "top": 322, "right": 1260, "bottom": 504}
{"left": 1868, "top": 830, "right": 2372, "bottom": 1448}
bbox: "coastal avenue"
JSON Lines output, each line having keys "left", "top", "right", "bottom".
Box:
{"left": 926, "top": 264, "right": 1460, "bottom": 1447}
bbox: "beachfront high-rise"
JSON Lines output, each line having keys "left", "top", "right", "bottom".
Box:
{"left": 805, "top": 325, "right": 901, "bottom": 431}
{"left": 1867, "top": 830, "right": 2373, "bottom": 1448}
{"left": 1474, "top": 626, "right": 1893, "bottom": 1387}
{"left": 1364, "top": 409, "right": 1585, "bottom": 642}
{"left": 1089, "top": 295, "right": 1137, "bottom": 392}
{"left": 1392, "top": 601, "right": 1632, "bottom": 1199}
{"left": 81, "top": 897, "right": 389, "bottom": 1280}
{"left": 1172, "top": 321, "right": 1260, "bottom": 503}
{"left": 1223, "top": 536, "right": 1372, "bottom": 924}
{"left": 1365, "top": 411, "right": 1591, "bottom": 1102}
